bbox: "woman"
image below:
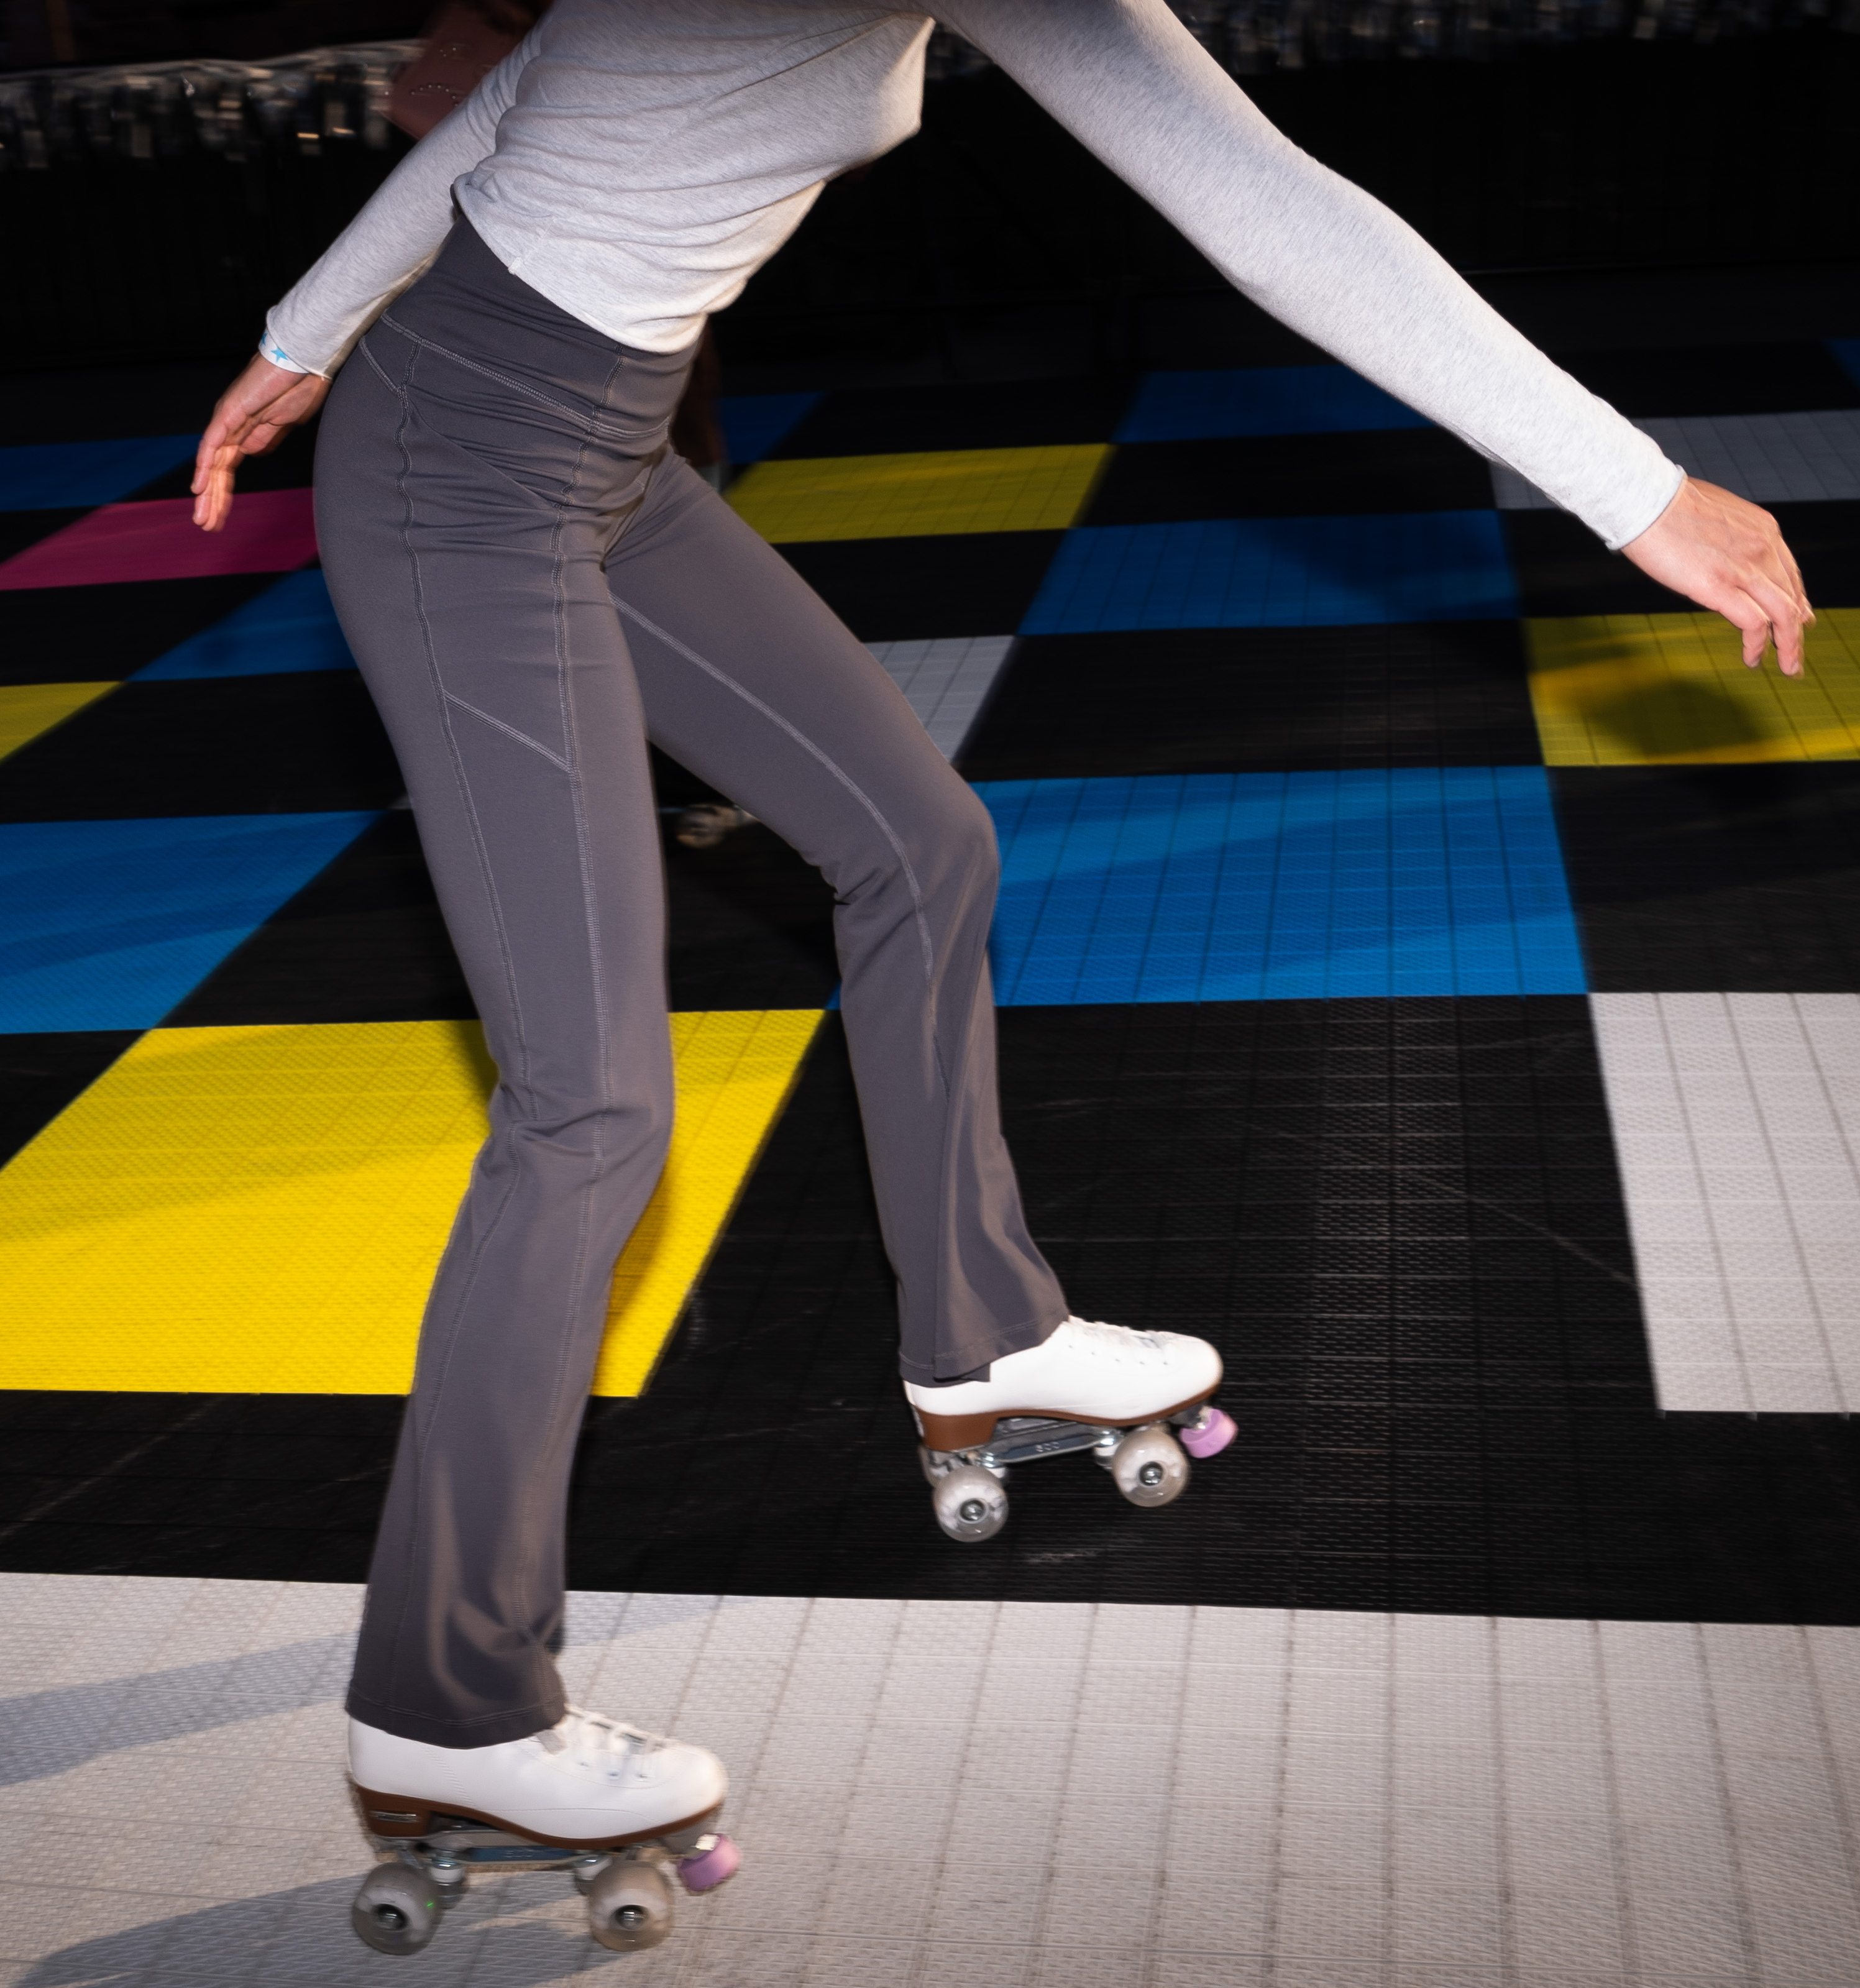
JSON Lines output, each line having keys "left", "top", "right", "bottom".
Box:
{"left": 193, "top": 0, "right": 1809, "bottom": 1856}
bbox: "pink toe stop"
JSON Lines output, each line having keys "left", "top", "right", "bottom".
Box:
{"left": 677, "top": 1833, "right": 741, "bottom": 1892}
{"left": 1180, "top": 1406, "right": 1237, "bottom": 1459}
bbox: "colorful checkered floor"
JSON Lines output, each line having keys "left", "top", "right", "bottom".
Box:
{"left": 5, "top": 324, "right": 1860, "bottom": 1986}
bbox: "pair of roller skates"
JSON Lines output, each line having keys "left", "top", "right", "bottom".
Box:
{"left": 907, "top": 1314, "right": 1238, "bottom": 1541}
{"left": 346, "top": 1707, "right": 738, "bottom": 1958}
{"left": 344, "top": 1320, "right": 1233, "bottom": 1958}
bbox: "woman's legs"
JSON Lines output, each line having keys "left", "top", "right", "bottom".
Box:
{"left": 316, "top": 220, "right": 1070, "bottom": 1750}
{"left": 315, "top": 226, "right": 694, "bottom": 1748}
{"left": 610, "top": 456, "right": 1068, "bottom": 1387}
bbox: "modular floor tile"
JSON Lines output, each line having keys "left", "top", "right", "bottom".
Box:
{"left": 1526, "top": 607, "right": 1860, "bottom": 764}
{"left": 977, "top": 768, "right": 1584, "bottom": 1003}
{"left": 769, "top": 376, "right": 1133, "bottom": 457}
{"left": 718, "top": 390, "right": 822, "bottom": 466}
{"left": 1021, "top": 512, "right": 1518, "bottom": 634}
{"left": 0, "top": 434, "right": 199, "bottom": 510}
{"left": 0, "top": 574, "right": 289, "bottom": 685}
{"left": 774, "top": 529, "right": 1063, "bottom": 641}
{"left": 160, "top": 802, "right": 841, "bottom": 1027}
{"left": 1114, "top": 365, "right": 1431, "bottom": 441}
{"left": 866, "top": 633, "right": 1015, "bottom": 761}
{"left": 1592, "top": 991, "right": 1860, "bottom": 1416}
{"left": 1551, "top": 764, "right": 1860, "bottom": 991}
{"left": 0, "top": 1030, "right": 139, "bottom": 1168}
{"left": 961, "top": 623, "right": 1541, "bottom": 779}
{"left": 1493, "top": 407, "right": 1860, "bottom": 509}
{"left": 10, "top": 1004, "right": 1860, "bottom": 1621}
{"left": 1085, "top": 430, "right": 1496, "bottom": 524}
{"left": 0, "top": 489, "right": 318, "bottom": 591}
{"left": 0, "top": 674, "right": 406, "bottom": 822}
{"left": 9, "top": 1576, "right": 1860, "bottom": 1987}
{"left": 0, "top": 812, "right": 378, "bottom": 1032}
{"left": 134, "top": 569, "right": 355, "bottom": 680}
{"left": 0, "top": 1010, "right": 821, "bottom": 1399}
{"left": 1508, "top": 501, "right": 1860, "bottom": 618}
{"left": 1553, "top": 341, "right": 1860, "bottom": 418}
{"left": 0, "top": 682, "right": 117, "bottom": 764}
{"left": 728, "top": 444, "right": 1110, "bottom": 543}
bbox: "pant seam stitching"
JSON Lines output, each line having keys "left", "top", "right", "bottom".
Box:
{"left": 610, "top": 592, "right": 938, "bottom": 983}
{"left": 370, "top": 336, "right": 537, "bottom": 1716}
{"left": 443, "top": 690, "right": 574, "bottom": 772}
{"left": 378, "top": 311, "right": 663, "bottom": 442}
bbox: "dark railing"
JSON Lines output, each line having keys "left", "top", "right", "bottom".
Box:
{"left": 2, "top": 17, "right": 1855, "bottom": 372}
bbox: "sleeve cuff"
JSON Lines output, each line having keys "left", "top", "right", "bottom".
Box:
{"left": 259, "top": 328, "right": 314, "bottom": 375}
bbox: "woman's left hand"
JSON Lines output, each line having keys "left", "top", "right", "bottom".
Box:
{"left": 1620, "top": 475, "right": 1813, "bottom": 676}
{"left": 191, "top": 355, "right": 331, "bottom": 533}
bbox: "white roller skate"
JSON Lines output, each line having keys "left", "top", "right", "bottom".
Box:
{"left": 905, "top": 1314, "right": 1239, "bottom": 1542}
{"left": 346, "top": 1706, "right": 738, "bottom": 1958}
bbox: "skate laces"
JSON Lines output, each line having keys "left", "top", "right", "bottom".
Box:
{"left": 1067, "top": 1316, "right": 1166, "bottom": 1356}
{"left": 546, "top": 1706, "right": 669, "bottom": 1767}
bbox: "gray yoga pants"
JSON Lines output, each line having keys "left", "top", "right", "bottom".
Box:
{"left": 316, "top": 221, "right": 1068, "bottom": 1748}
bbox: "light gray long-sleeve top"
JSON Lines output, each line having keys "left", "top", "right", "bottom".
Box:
{"left": 263, "top": 0, "right": 1682, "bottom": 549}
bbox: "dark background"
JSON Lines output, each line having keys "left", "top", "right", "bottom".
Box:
{"left": 2, "top": 7, "right": 1858, "bottom": 375}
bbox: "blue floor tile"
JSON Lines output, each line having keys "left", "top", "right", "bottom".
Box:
{"left": 0, "top": 434, "right": 199, "bottom": 510}
{"left": 977, "top": 767, "right": 1586, "bottom": 1004}
{"left": 1019, "top": 511, "right": 1516, "bottom": 633}
{"left": 134, "top": 570, "right": 356, "bottom": 679}
{"left": 1115, "top": 367, "right": 1430, "bottom": 443}
{"left": 0, "top": 813, "right": 378, "bottom": 1030}
{"left": 720, "top": 393, "right": 823, "bottom": 466}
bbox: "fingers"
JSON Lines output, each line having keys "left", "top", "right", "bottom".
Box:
{"left": 1621, "top": 477, "right": 1813, "bottom": 677}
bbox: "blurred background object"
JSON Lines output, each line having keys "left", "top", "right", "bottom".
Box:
{"left": 1, "top": 0, "right": 1857, "bottom": 373}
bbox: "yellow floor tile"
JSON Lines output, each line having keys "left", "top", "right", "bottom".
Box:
{"left": 726, "top": 444, "right": 1111, "bottom": 543}
{"left": 1525, "top": 608, "right": 1860, "bottom": 764}
{"left": 0, "top": 1010, "right": 821, "bottom": 1397}
{"left": 0, "top": 682, "right": 117, "bottom": 763}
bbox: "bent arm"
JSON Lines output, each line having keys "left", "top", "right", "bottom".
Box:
{"left": 939, "top": 0, "right": 1679, "bottom": 550}
{"left": 260, "top": 30, "right": 534, "bottom": 378}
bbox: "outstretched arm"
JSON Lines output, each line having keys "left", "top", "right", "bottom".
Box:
{"left": 942, "top": 0, "right": 1811, "bottom": 672}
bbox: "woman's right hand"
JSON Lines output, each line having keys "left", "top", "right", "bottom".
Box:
{"left": 191, "top": 355, "right": 332, "bottom": 533}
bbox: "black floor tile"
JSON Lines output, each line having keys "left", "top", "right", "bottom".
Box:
{"left": 960, "top": 623, "right": 1541, "bottom": 779}
{"left": 775, "top": 531, "right": 1062, "bottom": 641}
{"left": 1553, "top": 341, "right": 1860, "bottom": 418}
{"left": 165, "top": 792, "right": 838, "bottom": 1029}
{"left": 164, "top": 810, "right": 476, "bottom": 1027}
{"left": 0, "top": 1032, "right": 139, "bottom": 1167}
{"left": 1777, "top": 499, "right": 1860, "bottom": 608}
{"left": 551, "top": 1003, "right": 1860, "bottom": 1623}
{"left": 0, "top": 360, "right": 239, "bottom": 446}
{"left": 1504, "top": 510, "right": 1695, "bottom": 618}
{"left": 1083, "top": 431, "right": 1497, "bottom": 526}
{"left": 661, "top": 823, "right": 840, "bottom": 1011}
{"left": 770, "top": 378, "right": 1134, "bottom": 457}
{"left": 0, "top": 1391, "right": 401, "bottom": 1582}
{"left": 1554, "top": 763, "right": 1860, "bottom": 991}
{"left": 0, "top": 673, "right": 405, "bottom": 820}
{"left": 0, "top": 508, "right": 86, "bottom": 567}
{"left": 0, "top": 574, "right": 289, "bottom": 685}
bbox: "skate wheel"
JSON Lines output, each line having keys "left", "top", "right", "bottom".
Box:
{"left": 932, "top": 1462, "right": 1008, "bottom": 1542}
{"left": 1111, "top": 1426, "right": 1189, "bottom": 1508}
{"left": 587, "top": 1856, "right": 675, "bottom": 1952}
{"left": 1180, "top": 1405, "right": 1237, "bottom": 1460}
{"left": 677, "top": 1832, "right": 741, "bottom": 1892}
{"left": 350, "top": 1862, "right": 441, "bottom": 1956}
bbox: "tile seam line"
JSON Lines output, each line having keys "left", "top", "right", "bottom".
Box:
{"left": 1715, "top": 992, "right": 1848, "bottom": 1415}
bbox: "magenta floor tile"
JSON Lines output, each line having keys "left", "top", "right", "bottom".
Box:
{"left": 0, "top": 490, "right": 316, "bottom": 590}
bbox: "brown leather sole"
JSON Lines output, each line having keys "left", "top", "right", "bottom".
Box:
{"left": 351, "top": 1780, "right": 720, "bottom": 1852}
{"left": 915, "top": 1388, "right": 1216, "bottom": 1454}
